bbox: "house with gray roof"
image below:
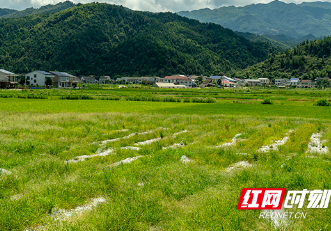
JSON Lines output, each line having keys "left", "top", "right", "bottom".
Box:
{"left": 275, "top": 79, "right": 290, "bottom": 87}
{"left": 99, "top": 76, "right": 111, "bottom": 84}
{"left": 0, "top": 69, "right": 19, "bottom": 89}
{"left": 25, "top": 71, "right": 55, "bottom": 87}
{"left": 244, "top": 79, "right": 261, "bottom": 86}
{"left": 81, "top": 76, "right": 97, "bottom": 84}
{"left": 50, "top": 71, "right": 78, "bottom": 88}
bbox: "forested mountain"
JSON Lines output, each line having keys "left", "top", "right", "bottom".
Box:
{"left": 178, "top": 0, "right": 331, "bottom": 40}
{"left": 0, "top": 1, "right": 75, "bottom": 19}
{"left": 0, "top": 3, "right": 280, "bottom": 77}
{"left": 235, "top": 32, "right": 293, "bottom": 50}
{"left": 0, "top": 9, "right": 16, "bottom": 17}
{"left": 234, "top": 36, "right": 331, "bottom": 81}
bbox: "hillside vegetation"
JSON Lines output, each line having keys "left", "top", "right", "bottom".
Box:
{"left": 0, "top": 8, "right": 16, "bottom": 17}
{"left": 235, "top": 32, "right": 293, "bottom": 50}
{"left": 234, "top": 36, "right": 331, "bottom": 81}
{"left": 0, "top": 1, "right": 75, "bottom": 19}
{"left": 178, "top": 0, "right": 331, "bottom": 39}
{"left": 0, "top": 3, "right": 279, "bottom": 77}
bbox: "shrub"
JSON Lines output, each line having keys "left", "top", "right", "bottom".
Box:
{"left": 315, "top": 99, "right": 330, "bottom": 106}
{"left": 261, "top": 98, "right": 272, "bottom": 104}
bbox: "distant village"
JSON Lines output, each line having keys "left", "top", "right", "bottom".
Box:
{"left": 0, "top": 68, "right": 329, "bottom": 89}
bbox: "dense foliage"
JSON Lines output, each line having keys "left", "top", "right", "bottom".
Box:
{"left": 178, "top": 0, "right": 331, "bottom": 39}
{"left": 0, "top": 8, "right": 16, "bottom": 17}
{"left": 0, "top": 3, "right": 279, "bottom": 77}
{"left": 234, "top": 36, "right": 331, "bottom": 81}
{"left": 235, "top": 32, "right": 293, "bottom": 50}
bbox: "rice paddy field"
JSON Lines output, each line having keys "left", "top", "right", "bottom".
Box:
{"left": 1, "top": 87, "right": 331, "bottom": 230}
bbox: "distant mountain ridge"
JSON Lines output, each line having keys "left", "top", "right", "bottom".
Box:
{"left": 0, "top": 8, "right": 16, "bottom": 17}
{"left": 0, "top": 1, "right": 75, "bottom": 19}
{"left": 178, "top": 0, "right": 331, "bottom": 39}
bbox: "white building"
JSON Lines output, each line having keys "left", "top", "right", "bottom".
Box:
{"left": 290, "top": 78, "right": 300, "bottom": 86}
{"left": 244, "top": 79, "right": 261, "bottom": 86}
{"left": 258, "top": 78, "right": 270, "bottom": 85}
{"left": 163, "top": 76, "right": 193, "bottom": 87}
{"left": 275, "top": 79, "right": 290, "bottom": 87}
{"left": 25, "top": 71, "right": 55, "bottom": 86}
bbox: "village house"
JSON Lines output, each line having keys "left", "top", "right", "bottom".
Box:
{"left": 244, "top": 79, "right": 261, "bottom": 86}
{"left": 116, "top": 77, "right": 161, "bottom": 84}
{"left": 99, "top": 76, "right": 111, "bottom": 84}
{"left": 275, "top": 79, "right": 290, "bottom": 87}
{"left": 116, "top": 77, "right": 140, "bottom": 84}
{"left": 316, "top": 77, "right": 331, "bottom": 86}
{"left": 222, "top": 76, "right": 237, "bottom": 87}
{"left": 208, "top": 75, "right": 237, "bottom": 87}
{"left": 0, "top": 69, "right": 19, "bottom": 89}
{"left": 258, "top": 78, "right": 270, "bottom": 85}
{"left": 25, "top": 71, "right": 55, "bottom": 86}
{"left": 235, "top": 78, "right": 245, "bottom": 87}
{"left": 200, "top": 79, "right": 215, "bottom": 88}
{"left": 144, "top": 77, "right": 162, "bottom": 84}
{"left": 222, "top": 80, "right": 236, "bottom": 87}
{"left": 290, "top": 78, "right": 300, "bottom": 86}
{"left": 50, "top": 71, "right": 79, "bottom": 88}
{"left": 163, "top": 76, "right": 193, "bottom": 87}
{"left": 81, "top": 76, "right": 97, "bottom": 84}
{"left": 189, "top": 75, "right": 207, "bottom": 82}
{"left": 299, "top": 80, "right": 313, "bottom": 88}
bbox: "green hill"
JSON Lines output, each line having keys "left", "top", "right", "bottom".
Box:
{"left": 235, "top": 32, "right": 293, "bottom": 50}
{"left": 233, "top": 36, "right": 331, "bottom": 81}
{"left": 0, "top": 1, "right": 75, "bottom": 19}
{"left": 178, "top": 0, "right": 331, "bottom": 40}
{"left": 0, "top": 3, "right": 280, "bottom": 77}
{"left": 0, "top": 8, "right": 17, "bottom": 17}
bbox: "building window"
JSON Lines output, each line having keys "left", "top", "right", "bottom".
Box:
{"left": 34, "top": 80, "right": 36, "bottom": 83}
{"left": 34, "top": 74, "right": 37, "bottom": 77}
{"left": 27, "top": 76, "right": 30, "bottom": 80}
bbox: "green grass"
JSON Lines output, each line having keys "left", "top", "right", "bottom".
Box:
{"left": 1, "top": 88, "right": 331, "bottom": 230}
{"left": 1, "top": 98, "right": 331, "bottom": 120}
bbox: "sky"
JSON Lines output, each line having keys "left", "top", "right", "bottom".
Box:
{"left": 2, "top": 0, "right": 330, "bottom": 12}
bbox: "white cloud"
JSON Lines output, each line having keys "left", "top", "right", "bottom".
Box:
{"left": 0, "top": 0, "right": 330, "bottom": 12}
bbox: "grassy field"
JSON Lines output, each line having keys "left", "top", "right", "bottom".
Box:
{"left": 1, "top": 88, "right": 331, "bottom": 230}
